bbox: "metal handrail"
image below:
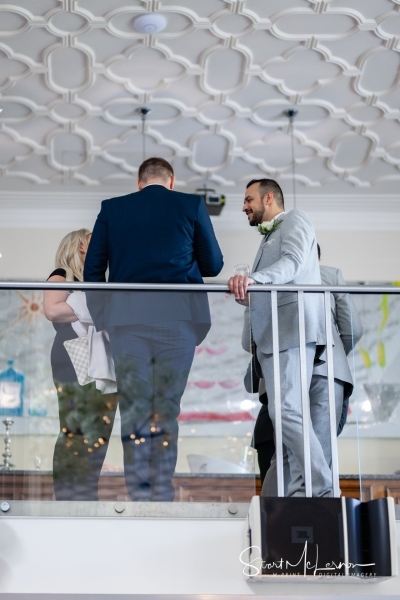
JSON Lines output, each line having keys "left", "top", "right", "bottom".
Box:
{"left": 0, "top": 281, "right": 399, "bottom": 293}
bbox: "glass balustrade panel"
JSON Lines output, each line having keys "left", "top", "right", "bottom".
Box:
{"left": 338, "top": 291, "right": 400, "bottom": 504}
{"left": 0, "top": 286, "right": 258, "bottom": 506}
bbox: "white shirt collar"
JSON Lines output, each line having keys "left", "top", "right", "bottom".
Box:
{"left": 142, "top": 183, "right": 167, "bottom": 189}
{"left": 271, "top": 211, "right": 286, "bottom": 222}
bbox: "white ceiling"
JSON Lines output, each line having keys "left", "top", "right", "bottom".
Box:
{"left": 1, "top": 0, "right": 400, "bottom": 197}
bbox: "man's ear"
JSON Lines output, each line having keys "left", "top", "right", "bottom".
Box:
{"left": 264, "top": 191, "right": 273, "bottom": 206}
{"left": 169, "top": 176, "right": 175, "bottom": 190}
{"left": 137, "top": 179, "right": 143, "bottom": 190}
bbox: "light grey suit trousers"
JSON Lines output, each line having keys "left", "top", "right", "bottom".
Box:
{"left": 263, "top": 374, "right": 345, "bottom": 496}
{"left": 258, "top": 343, "right": 334, "bottom": 497}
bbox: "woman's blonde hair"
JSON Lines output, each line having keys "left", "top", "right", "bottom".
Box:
{"left": 55, "top": 228, "right": 91, "bottom": 281}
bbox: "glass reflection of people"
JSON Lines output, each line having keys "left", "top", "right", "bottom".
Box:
{"left": 84, "top": 157, "right": 224, "bottom": 501}
{"left": 43, "top": 229, "right": 117, "bottom": 500}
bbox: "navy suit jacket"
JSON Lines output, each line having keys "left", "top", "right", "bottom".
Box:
{"left": 84, "top": 185, "right": 223, "bottom": 343}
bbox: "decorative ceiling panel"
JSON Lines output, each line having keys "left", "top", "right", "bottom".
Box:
{"left": 0, "top": 0, "right": 400, "bottom": 193}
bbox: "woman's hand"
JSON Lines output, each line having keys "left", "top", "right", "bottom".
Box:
{"left": 43, "top": 276, "right": 78, "bottom": 322}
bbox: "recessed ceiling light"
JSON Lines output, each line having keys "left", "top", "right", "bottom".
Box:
{"left": 134, "top": 14, "right": 167, "bottom": 34}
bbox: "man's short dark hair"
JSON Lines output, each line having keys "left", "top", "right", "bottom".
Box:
{"left": 138, "top": 157, "right": 174, "bottom": 183}
{"left": 317, "top": 243, "right": 321, "bottom": 260}
{"left": 246, "top": 178, "right": 284, "bottom": 209}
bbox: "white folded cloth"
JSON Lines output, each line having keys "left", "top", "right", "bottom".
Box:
{"left": 66, "top": 292, "right": 117, "bottom": 394}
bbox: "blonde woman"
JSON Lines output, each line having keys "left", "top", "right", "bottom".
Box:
{"left": 44, "top": 229, "right": 90, "bottom": 385}
{"left": 44, "top": 229, "right": 117, "bottom": 501}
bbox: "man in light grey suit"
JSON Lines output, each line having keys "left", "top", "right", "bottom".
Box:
{"left": 228, "top": 178, "right": 330, "bottom": 497}
{"left": 263, "top": 244, "right": 364, "bottom": 495}
{"left": 312, "top": 246, "right": 363, "bottom": 455}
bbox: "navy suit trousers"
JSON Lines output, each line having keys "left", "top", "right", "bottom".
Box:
{"left": 109, "top": 322, "right": 197, "bottom": 501}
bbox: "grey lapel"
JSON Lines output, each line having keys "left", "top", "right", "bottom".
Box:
{"left": 253, "top": 232, "right": 276, "bottom": 272}
{"left": 252, "top": 237, "right": 264, "bottom": 272}
{"left": 252, "top": 215, "right": 286, "bottom": 272}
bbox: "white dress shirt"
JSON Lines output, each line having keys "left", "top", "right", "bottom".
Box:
{"left": 271, "top": 211, "right": 286, "bottom": 222}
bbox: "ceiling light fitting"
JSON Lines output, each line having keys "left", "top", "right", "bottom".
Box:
{"left": 283, "top": 108, "right": 298, "bottom": 209}
{"left": 137, "top": 107, "right": 151, "bottom": 119}
{"left": 283, "top": 108, "right": 298, "bottom": 124}
{"left": 137, "top": 107, "right": 151, "bottom": 163}
{"left": 134, "top": 14, "right": 167, "bottom": 34}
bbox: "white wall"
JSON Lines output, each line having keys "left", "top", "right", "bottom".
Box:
{"left": 0, "top": 228, "right": 67, "bottom": 281}
{"left": 0, "top": 516, "right": 398, "bottom": 596}
{"left": 215, "top": 229, "right": 400, "bottom": 283}
{"left": 337, "top": 438, "right": 400, "bottom": 475}
{"left": 1, "top": 228, "right": 400, "bottom": 283}
{"left": 1, "top": 192, "right": 400, "bottom": 282}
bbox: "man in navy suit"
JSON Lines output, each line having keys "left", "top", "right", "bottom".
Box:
{"left": 84, "top": 157, "right": 223, "bottom": 501}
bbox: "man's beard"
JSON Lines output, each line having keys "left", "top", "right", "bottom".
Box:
{"left": 249, "top": 202, "right": 264, "bottom": 226}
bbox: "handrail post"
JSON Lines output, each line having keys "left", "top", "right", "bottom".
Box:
{"left": 298, "top": 291, "right": 312, "bottom": 497}
{"left": 271, "top": 290, "right": 284, "bottom": 496}
{"left": 324, "top": 291, "right": 340, "bottom": 497}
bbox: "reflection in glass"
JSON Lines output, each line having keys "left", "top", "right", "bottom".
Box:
{"left": 53, "top": 381, "right": 117, "bottom": 500}
{"left": 0, "top": 287, "right": 258, "bottom": 504}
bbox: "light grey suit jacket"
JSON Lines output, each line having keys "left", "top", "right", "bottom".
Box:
{"left": 315, "top": 265, "right": 363, "bottom": 399}
{"left": 246, "top": 209, "right": 325, "bottom": 355}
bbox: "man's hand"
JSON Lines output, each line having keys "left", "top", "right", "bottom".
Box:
{"left": 227, "top": 275, "right": 255, "bottom": 301}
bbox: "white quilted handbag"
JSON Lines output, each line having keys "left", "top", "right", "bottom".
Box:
{"left": 63, "top": 334, "right": 94, "bottom": 386}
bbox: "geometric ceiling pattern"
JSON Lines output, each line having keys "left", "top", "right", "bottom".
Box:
{"left": 1, "top": 0, "right": 400, "bottom": 193}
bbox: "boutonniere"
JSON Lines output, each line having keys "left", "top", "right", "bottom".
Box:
{"left": 257, "top": 218, "right": 283, "bottom": 237}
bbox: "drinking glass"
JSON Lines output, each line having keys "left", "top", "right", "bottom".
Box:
{"left": 234, "top": 263, "right": 250, "bottom": 277}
